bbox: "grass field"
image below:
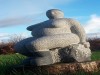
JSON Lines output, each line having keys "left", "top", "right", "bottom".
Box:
{"left": 0, "top": 51, "right": 100, "bottom": 75}
{"left": 0, "top": 54, "right": 26, "bottom": 75}
{"left": 91, "top": 51, "right": 100, "bottom": 61}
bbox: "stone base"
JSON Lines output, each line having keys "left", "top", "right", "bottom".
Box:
{"left": 42, "top": 61, "right": 98, "bottom": 74}
{"left": 21, "top": 44, "right": 91, "bottom": 66}
{"left": 13, "top": 61, "right": 100, "bottom": 74}
{"left": 50, "top": 44, "right": 91, "bottom": 63}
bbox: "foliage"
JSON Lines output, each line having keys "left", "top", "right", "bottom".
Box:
{"left": 0, "top": 34, "right": 27, "bottom": 54}
{"left": 0, "top": 42, "right": 15, "bottom": 54}
{"left": 88, "top": 38, "right": 100, "bottom": 51}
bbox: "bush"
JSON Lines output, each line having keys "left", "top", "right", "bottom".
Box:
{"left": 0, "top": 42, "right": 15, "bottom": 54}
{"left": 88, "top": 37, "right": 100, "bottom": 51}
{"left": 0, "top": 34, "right": 26, "bottom": 54}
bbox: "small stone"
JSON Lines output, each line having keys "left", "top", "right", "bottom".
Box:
{"left": 70, "top": 44, "right": 91, "bottom": 62}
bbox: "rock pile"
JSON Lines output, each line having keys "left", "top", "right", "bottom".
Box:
{"left": 14, "top": 9, "right": 91, "bottom": 66}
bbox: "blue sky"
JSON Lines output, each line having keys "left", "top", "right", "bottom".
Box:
{"left": 0, "top": 0, "right": 100, "bottom": 41}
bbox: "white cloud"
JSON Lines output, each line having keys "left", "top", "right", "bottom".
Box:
{"left": 0, "top": 0, "right": 75, "bottom": 28}
{"left": 0, "top": 14, "right": 42, "bottom": 28}
{"left": 84, "top": 14, "right": 100, "bottom": 33}
{"left": 0, "top": 33, "right": 10, "bottom": 37}
{"left": 0, "top": 33, "right": 10, "bottom": 43}
{"left": 0, "top": 32, "right": 30, "bottom": 43}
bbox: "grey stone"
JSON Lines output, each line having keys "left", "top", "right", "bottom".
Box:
{"left": 21, "top": 51, "right": 53, "bottom": 66}
{"left": 70, "top": 44, "right": 91, "bottom": 62}
{"left": 49, "top": 44, "right": 91, "bottom": 63}
{"left": 26, "top": 34, "right": 80, "bottom": 51}
{"left": 14, "top": 9, "right": 91, "bottom": 66}
{"left": 46, "top": 9, "right": 64, "bottom": 19}
{"left": 30, "top": 51, "right": 53, "bottom": 66}
{"left": 14, "top": 37, "right": 36, "bottom": 56}
{"left": 31, "top": 28, "right": 71, "bottom": 37}
{"left": 50, "top": 47, "right": 75, "bottom": 63}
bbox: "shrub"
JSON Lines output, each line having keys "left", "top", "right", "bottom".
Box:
{"left": 88, "top": 37, "right": 100, "bottom": 51}
{"left": 0, "top": 34, "right": 26, "bottom": 54}
{"left": 0, "top": 42, "right": 15, "bottom": 54}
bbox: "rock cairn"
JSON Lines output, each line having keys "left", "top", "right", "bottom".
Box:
{"left": 14, "top": 9, "right": 91, "bottom": 66}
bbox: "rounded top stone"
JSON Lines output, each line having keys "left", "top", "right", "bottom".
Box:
{"left": 46, "top": 9, "right": 64, "bottom": 19}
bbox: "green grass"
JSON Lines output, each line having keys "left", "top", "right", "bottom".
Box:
{"left": 91, "top": 51, "right": 100, "bottom": 61}
{"left": 0, "top": 53, "right": 27, "bottom": 75}
{"left": 0, "top": 51, "right": 100, "bottom": 75}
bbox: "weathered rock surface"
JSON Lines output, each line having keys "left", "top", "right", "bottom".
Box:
{"left": 70, "top": 44, "right": 91, "bottom": 62}
{"left": 26, "top": 34, "right": 80, "bottom": 51}
{"left": 41, "top": 61, "right": 99, "bottom": 74}
{"left": 14, "top": 9, "right": 92, "bottom": 66}
{"left": 14, "top": 37, "right": 35, "bottom": 57}
{"left": 13, "top": 61, "right": 100, "bottom": 74}
{"left": 21, "top": 45, "right": 91, "bottom": 66}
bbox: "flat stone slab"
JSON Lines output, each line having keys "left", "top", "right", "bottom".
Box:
{"left": 13, "top": 61, "right": 100, "bottom": 74}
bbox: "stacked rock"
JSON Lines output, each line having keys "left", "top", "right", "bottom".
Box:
{"left": 14, "top": 9, "right": 91, "bottom": 66}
